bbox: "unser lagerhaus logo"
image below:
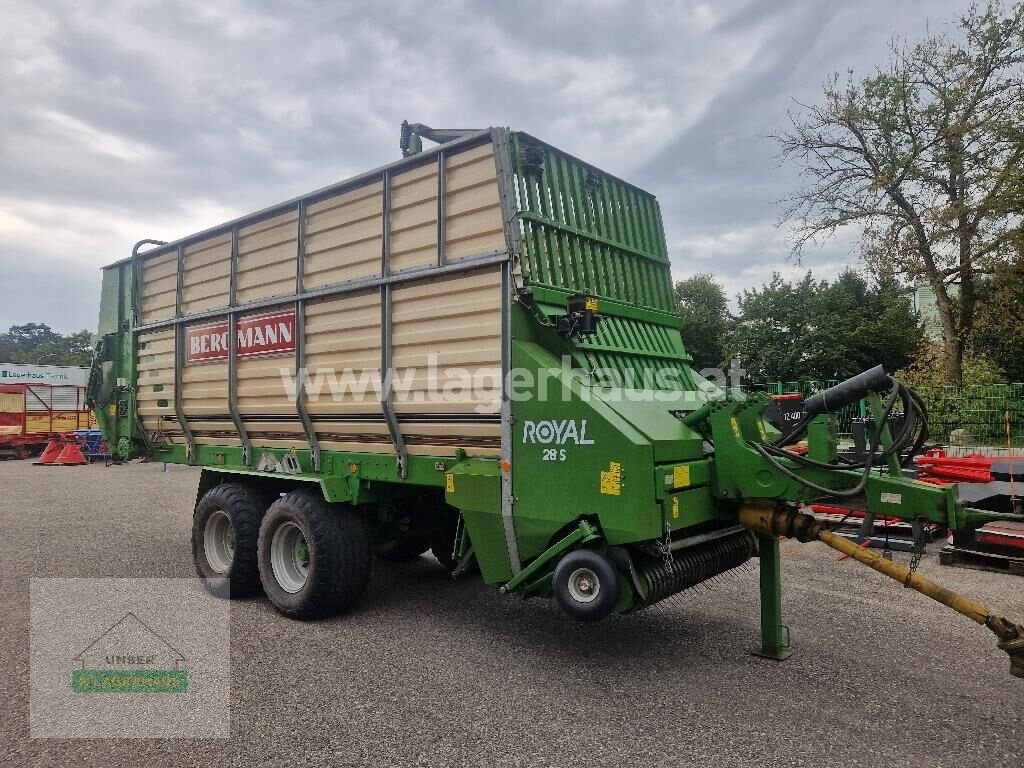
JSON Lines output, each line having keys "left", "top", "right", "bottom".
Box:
{"left": 71, "top": 612, "right": 188, "bottom": 693}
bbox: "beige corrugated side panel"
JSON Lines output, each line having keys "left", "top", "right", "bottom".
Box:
{"left": 304, "top": 288, "right": 391, "bottom": 453}
{"left": 237, "top": 356, "right": 297, "bottom": 415}
{"left": 304, "top": 182, "right": 383, "bottom": 289}
{"left": 304, "top": 289, "right": 384, "bottom": 446}
{"left": 140, "top": 251, "right": 178, "bottom": 324}
{"left": 181, "top": 234, "right": 230, "bottom": 315}
{"left": 390, "top": 161, "right": 438, "bottom": 273}
{"left": 237, "top": 353, "right": 305, "bottom": 444}
{"left": 181, "top": 360, "right": 229, "bottom": 413}
{"left": 445, "top": 144, "right": 505, "bottom": 260}
{"left": 390, "top": 265, "right": 502, "bottom": 417}
{"left": 136, "top": 329, "right": 177, "bottom": 440}
{"left": 236, "top": 210, "right": 299, "bottom": 304}
{"left": 386, "top": 265, "right": 502, "bottom": 457}
{"left": 140, "top": 135, "right": 507, "bottom": 456}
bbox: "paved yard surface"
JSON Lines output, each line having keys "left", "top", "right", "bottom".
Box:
{"left": 0, "top": 459, "right": 1021, "bottom": 767}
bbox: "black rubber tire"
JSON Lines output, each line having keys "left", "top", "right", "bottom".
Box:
{"left": 192, "top": 483, "right": 269, "bottom": 598}
{"left": 552, "top": 550, "right": 620, "bottom": 622}
{"left": 257, "top": 489, "right": 372, "bottom": 620}
{"left": 375, "top": 535, "right": 430, "bottom": 562}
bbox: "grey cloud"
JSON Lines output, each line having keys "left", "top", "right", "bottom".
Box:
{"left": 0, "top": 0, "right": 969, "bottom": 332}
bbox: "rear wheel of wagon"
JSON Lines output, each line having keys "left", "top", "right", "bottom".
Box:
{"left": 192, "top": 483, "right": 269, "bottom": 598}
{"left": 258, "top": 490, "right": 372, "bottom": 620}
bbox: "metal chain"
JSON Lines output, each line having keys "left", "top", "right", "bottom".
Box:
{"left": 904, "top": 518, "right": 926, "bottom": 586}
{"left": 662, "top": 523, "right": 673, "bottom": 566}
{"left": 450, "top": 514, "right": 463, "bottom": 570}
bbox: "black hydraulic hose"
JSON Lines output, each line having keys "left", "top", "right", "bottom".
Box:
{"left": 736, "top": 375, "right": 930, "bottom": 501}
{"left": 772, "top": 378, "right": 929, "bottom": 473}
{"left": 773, "top": 410, "right": 815, "bottom": 447}
{"left": 803, "top": 365, "right": 891, "bottom": 417}
{"left": 753, "top": 380, "right": 933, "bottom": 499}
{"left": 768, "top": 379, "right": 901, "bottom": 471}
{"left": 752, "top": 427, "right": 881, "bottom": 498}
{"left": 903, "top": 387, "right": 930, "bottom": 462}
{"left": 772, "top": 366, "right": 902, "bottom": 450}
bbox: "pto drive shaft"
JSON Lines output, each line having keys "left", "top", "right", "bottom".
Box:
{"left": 737, "top": 504, "right": 1024, "bottom": 679}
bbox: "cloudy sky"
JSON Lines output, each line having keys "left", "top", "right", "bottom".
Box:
{"left": 1, "top": 0, "right": 969, "bottom": 333}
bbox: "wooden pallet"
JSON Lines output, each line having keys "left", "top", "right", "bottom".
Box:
{"left": 939, "top": 545, "right": 1024, "bottom": 577}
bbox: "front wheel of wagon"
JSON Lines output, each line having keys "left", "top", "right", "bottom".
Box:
{"left": 258, "top": 490, "right": 372, "bottom": 620}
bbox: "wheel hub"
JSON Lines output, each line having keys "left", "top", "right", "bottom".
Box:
{"left": 271, "top": 521, "right": 311, "bottom": 594}
{"left": 203, "top": 510, "right": 235, "bottom": 574}
{"left": 567, "top": 567, "right": 600, "bottom": 603}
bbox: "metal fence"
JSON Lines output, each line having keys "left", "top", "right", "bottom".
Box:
{"left": 912, "top": 383, "right": 1024, "bottom": 451}
{"left": 746, "top": 381, "right": 1024, "bottom": 451}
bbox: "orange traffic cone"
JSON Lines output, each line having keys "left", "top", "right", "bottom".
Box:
{"left": 54, "top": 441, "right": 87, "bottom": 466}
{"left": 34, "top": 439, "right": 64, "bottom": 465}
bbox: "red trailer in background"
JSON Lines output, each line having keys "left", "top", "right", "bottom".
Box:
{"left": 0, "top": 381, "right": 95, "bottom": 459}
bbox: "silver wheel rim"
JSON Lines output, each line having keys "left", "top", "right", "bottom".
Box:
{"left": 271, "top": 521, "right": 310, "bottom": 594}
{"left": 203, "top": 510, "right": 235, "bottom": 574}
{"left": 567, "top": 567, "right": 601, "bottom": 603}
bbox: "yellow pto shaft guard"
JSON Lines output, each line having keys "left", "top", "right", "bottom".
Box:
{"left": 738, "top": 503, "right": 1024, "bottom": 679}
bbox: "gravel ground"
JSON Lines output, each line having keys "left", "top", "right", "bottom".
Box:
{"left": 0, "top": 458, "right": 1021, "bottom": 767}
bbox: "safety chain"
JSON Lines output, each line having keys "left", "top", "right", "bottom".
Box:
{"left": 450, "top": 513, "right": 464, "bottom": 570}
{"left": 662, "top": 523, "right": 673, "bottom": 567}
{"left": 904, "top": 519, "right": 926, "bottom": 586}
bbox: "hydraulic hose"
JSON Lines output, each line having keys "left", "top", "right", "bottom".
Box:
{"left": 758, "top": 373, "right": 930, "bottom": 500}
{"left": 803, "top": 365, "right": 891, "bottom": 417}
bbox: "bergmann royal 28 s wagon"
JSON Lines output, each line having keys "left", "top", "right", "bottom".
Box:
{"left": 88, "top": 123, "right": 1024, "bottom": 677}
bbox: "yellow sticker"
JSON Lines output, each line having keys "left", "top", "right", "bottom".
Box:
{"left": 757, "top": 420, "right": 767, "bottom": 440}
{"left": 673, "top": 465, "right": 691, "bottom": 488}
{"left": 600, "top": 461, "right": 622, "bottom": 496}
{"left": 585, "top": 297, "right": 599, "bottom": 311}
{"left": 445, "top": 473, "right": 455, "bottom": 493}
{"left": 731, "top": 416, "right": 742, "bottom": 439}
{"left": 672, "top": 495, "right": 680, "bottom": 519}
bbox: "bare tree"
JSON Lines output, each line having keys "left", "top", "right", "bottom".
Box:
{"left": 775, "top": 1, "right": 1024, "bottom": 382}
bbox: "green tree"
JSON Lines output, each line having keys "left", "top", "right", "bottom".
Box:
{"left": 775, "top": 1, "right": 1024, "bottom": 383}
{"left": 0, "top": 324, "right": 94, "bottom": 367}
{"left": 674, "top": 273, "right": 730, "bottom": 369}
{"left": 896, "top": 341, "right": 1004, "bottom": 388}
{"left": 971, "top": 258, "right": 1024, "bottom": 379}
{"left": 2, "top": 323, "right": 61, "bottom": 353}
{"left": 726, "top": 270, "right": 923, "bottom": 383}
{"left": 727, "top": 273, "right": 816, "bottom": 383}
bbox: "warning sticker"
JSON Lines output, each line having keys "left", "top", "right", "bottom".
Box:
{"left": 880, "top": 492, "right": 902, "bottom": 505}
{"left": 671, "top": 496, "right": 680, "bottom": 519}
{"left": 600, "top": 461, "right": 622, "bottom": 496}
{"left": 445, "top": 474, "right": 455, "bottom": 493}
{"left": 731, "top": 417, "right": 742, "bottom": 439}
{"left": 673, "top": 465, "right": 691, "bottom": 488}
